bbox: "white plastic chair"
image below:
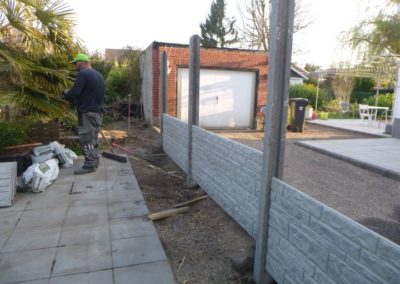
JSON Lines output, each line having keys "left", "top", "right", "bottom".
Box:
{"left": 339, "top": 102, "right": 354, "bottom": 119}
{"left": 358, "top": 104, "right": 375, "bottom": 123}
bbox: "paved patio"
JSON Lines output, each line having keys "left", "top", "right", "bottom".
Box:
{"left": 297, "top": 138, "right": 400, "bottom": 180}
{"left": 307, "top": 119, "right": 391, "bottom": 137}
{"left": 0, "top": 157, "right": 176, "bottom": 284}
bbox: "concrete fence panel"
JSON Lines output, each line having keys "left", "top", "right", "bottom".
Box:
{"left": 162, "top": 114, "right": 400, "bottom": 283}
{"left": 191, "top": 126, "right": 263, "bottom": 238}
{"left": 266, "top": 178, "right": 400, "bottom": 284}
{"left": 162, "top": 115, "right": 189, "bottom": 173}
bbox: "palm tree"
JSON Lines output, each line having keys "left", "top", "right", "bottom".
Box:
{"left": 0, "top": 0, "right": 81, "bottom": 119}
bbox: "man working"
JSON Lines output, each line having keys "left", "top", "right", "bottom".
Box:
{"left": 64, "top": 53, "right": 105, "bottom": 174}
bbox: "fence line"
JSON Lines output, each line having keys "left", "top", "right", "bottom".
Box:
{"left": 162, "top": 113, "right": 400, "bottom": 284}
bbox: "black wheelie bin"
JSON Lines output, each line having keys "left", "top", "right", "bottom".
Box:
{"left": 287, "top": 98, "right": 308, "bottom": 132}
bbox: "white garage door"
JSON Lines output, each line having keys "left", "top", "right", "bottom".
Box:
{"left": 177, "top": 68, "right": 256, "bottom": 128}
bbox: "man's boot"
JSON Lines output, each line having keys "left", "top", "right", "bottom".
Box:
{"left": 74, "top": 166, "right": 95, "bottom": 175}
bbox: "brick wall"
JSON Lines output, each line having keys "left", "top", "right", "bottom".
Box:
{"left": 267, "top": 178, "right": 400, "bottom": 284}
{"left": 162, "top": 114, "right": 400, "bottom": 284}
{"left": 152, "top": 43, "right": 268, "bottom": 123}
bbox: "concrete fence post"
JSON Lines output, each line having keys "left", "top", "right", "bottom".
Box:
{"left": 160, "top": 51, "right": 168, "bottom": 150}
{"left": 186, "top": 35, "right": 200, "bottom": 187}
{"left": 392, "top": 63, "right": 400, "bottom": 138}
{"left": 253, "top": 0, "right": 295, "bottom": 283}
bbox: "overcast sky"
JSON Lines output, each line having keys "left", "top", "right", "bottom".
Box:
{"left": 66, "top": 0, "right": 387, "bottom": 68}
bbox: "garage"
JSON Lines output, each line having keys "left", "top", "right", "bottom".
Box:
{"left": 177, "top": 68, "right": 257, "bottom": 128}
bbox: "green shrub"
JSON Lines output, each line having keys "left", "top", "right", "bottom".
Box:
{"left": 0, "top": 122, "right": 30, "bottom": 153}
{"left": 324, "top": 99, "right": 340, "bottom": 112}
{"left": 64, "top": 140, "right": 83, "bottom": 156}
{"left": 289, "top": 83, "right": 328, "bottom": 109}
{"left": 351, "top": 91, "right": 375, "bottom": 103}
{"left": 362, "top": 93, "right": 394, "bottom": 109}
{"left": 353, "top": 77, "right": 375, "bottom": 92}
{"left": 105, "top": 64, "right": 130, "bottom": 104}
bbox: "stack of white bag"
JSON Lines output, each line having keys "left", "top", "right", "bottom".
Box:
{"left": 21, "top": 141, "right": 78, "bottom": 193}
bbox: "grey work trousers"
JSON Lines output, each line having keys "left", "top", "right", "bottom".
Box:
{"left": 78, "top": 112, "right": 102, "bottom": 168}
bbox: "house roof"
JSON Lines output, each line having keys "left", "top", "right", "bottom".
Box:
{"left": 151, "top": 41, "right": 268, "bottom": 54}
{"left": 290, "top": 63, "right": 309, "bottom": 79}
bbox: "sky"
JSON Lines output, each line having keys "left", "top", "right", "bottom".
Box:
{"left": 66, "top": 0, "right": 388, "bottom": 68}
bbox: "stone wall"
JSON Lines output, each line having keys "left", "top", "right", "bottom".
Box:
{"left": 266, "top": 178, "right": 400, "bottom": 284}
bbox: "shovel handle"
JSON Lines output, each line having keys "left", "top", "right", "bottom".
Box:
{"left": 99, "top": 130, "right": 114, "bottom": 153}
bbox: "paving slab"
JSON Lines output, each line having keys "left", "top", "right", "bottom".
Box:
{"left": 2, "top": 226, "right": 62, "bottom": 252}
{"left": 64, "top": 204, "right": 108, "bottom": 226}
{"left": 307, "top": 119, "right": 390, "bottom": 137}
{"left": 17, "top": 207, "right": 67, "bottom": 228}
{"left": 60, "top": 223, "right": 110, "bottom": 245}
{"left": 26, "top": 193, "right": 70, "bottom": 210}
{"left": 0, "top": 193, "right": 30, "bottom": 213}
{"left": 50, "top": 270, "right": 113, "bottom": 284}
{"left": 112, "top": 235, "right": 167, "bottom": 268}
{"left": 108, "top": 200, "right": 149, "bottom": 219}
{"left": 107, "top": 188, "right": 144, "bottom": 203}
{"left": 0, "top": 210, "right": 22, "bottom": 230}
{"left": 114, "top": 261, "right": 176, "bottom": 284}
{"left": 52, "top": 241, "right": 112, "bottom": 277}
{"left": 297, "top": 138, "right": 400, "bottom": 180}
{"left": 0, "top": 156, "right": 175, "bottom": 283}
{"left": 0, "top": 227, "right": 12, "bottom": 249}
{"left": 18, "top": 279, "right": 49, "bottom": 284}
{"left": 110, "top": 217, "right": 158, "bottom": 240}
{"left": 68, "top": 190, "right": 108, "bottom": 207}
{"left": 0, "top": 248, "right": 56, "bottom": 283}
{"left": 72, "top": 179, "right": 107, "bottom": 194}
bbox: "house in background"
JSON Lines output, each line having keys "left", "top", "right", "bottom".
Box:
{"left": 290, "top": 63, "right": 309, "bottom": 85}
{"left": 139, "top": 41, "right": 307, "bottom": 129}
{"left": 140, "top": 41, "right": 268, "bottom": 129}
{"left": 104, "top": 48, "right": 127, "bottom": 63}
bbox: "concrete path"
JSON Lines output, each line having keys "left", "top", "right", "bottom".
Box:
{"left": 0, "top": 157, "right": 176, "bottom": 284}
{"left": 297, "top": 138, "right": 400, "bottom": 180}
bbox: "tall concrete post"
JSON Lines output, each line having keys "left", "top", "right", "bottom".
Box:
{"left": 253, "top": 0, "right": 295, "bottom": 283}
{"left": 186, "top": 35, "right": 200, "bottom": 187}
{"left": 160, "top": 52, "right": 168, "bottom": 150}
{"left": 392, "top": 63, "right": 400, "bottom": 138}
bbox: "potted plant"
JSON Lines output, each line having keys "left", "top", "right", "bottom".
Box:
{"left": 319, "top": 111, "right": 329, "bottom": 120}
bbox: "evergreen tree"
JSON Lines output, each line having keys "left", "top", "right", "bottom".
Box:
{"left": 200, "top": 0, "right": 238, "bottom": 48}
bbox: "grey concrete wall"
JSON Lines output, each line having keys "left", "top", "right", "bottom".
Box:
{"left": 162, "top": 114, "right": 400, "bottom": 283}
{"left": 139, "top": 44, "right": 154, "bottom": 124}
{"left": 266, "top": 178, "right": 400, "bottom": 284}
{"left": 191, "top": 126, "right": 263, "bottom": 238}
{"left": 162, "top": 114, "right": 262, "bottom": 237}
{"left": 162, "top": 115, "right": 188, "bottom": 172}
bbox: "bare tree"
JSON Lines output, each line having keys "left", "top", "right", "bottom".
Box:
{"left": 238, "top": 0, "right": 312, "bottom": 51}
{"left": 331, "top": 75, "right": 355, "bottom": 103}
